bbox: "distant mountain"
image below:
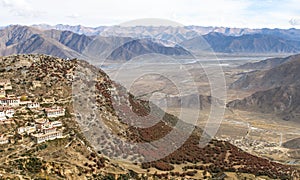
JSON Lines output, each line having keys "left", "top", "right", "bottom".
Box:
{"left": 257, "top": 28, "right": 300, "bottom": 41}
{"left": 32, "top": 24, "right": 106, "bottom": 36}
{"left": 0, "top": 25, "right": 83, "bottom": 59}
{"left": 227, "top": 84, "right": 300, "bottom": 121}
{"left": 181, "top": 32, "right": 300, "bottom": 53}
{"left": 238, "top": 54, "right": 300, "bottom": 70}
{"left": 81, "top": 36, "right": 133, "bottom": 60}
{"left": 107, "top": 39, "right": 191, "bottom": 60}
{"left": 2, "top": 25, "right": 300, "bottom": 60}
{"left": 230, "top": 54, "right": 300, "bottom": 90}
{"left": 283, "top": 137, "right": 300, "bottom": 149}
{"left": 31, "top": 24, "right": 300, "bottom": 43}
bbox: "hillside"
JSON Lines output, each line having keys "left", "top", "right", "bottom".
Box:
{"left": 0, "top": 54, "right": 298, "bottom": 179}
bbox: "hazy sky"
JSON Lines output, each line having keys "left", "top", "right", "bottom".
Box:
{"left": 1, "top": 0, "right": 300, "bottom": 28}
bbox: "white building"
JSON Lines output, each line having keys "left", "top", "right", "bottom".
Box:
{"left": 18, "top": 125, "right": 36, "bottom": 135}
{"left": 0, "top": 110, "right": 6, "bottom": 121}
{"left": 27, "top": 102, "right": 40, "bottom": 109}
{"left": 45, "top": 108, "right": 65, "bottom": 118}
{"left": 0, "top": 107, "right": 14, "bottom": 121}
{"left": 0, "top": 98, "right": 20, "bottom": 107}
{"left": 35, "top": 119, "right": 62, "bottom": 130}
{"left": 5, "top": 108, "right": 15, "bottom": 118}
{"left": 51, "top": 121, "right": 63, "bottom": 128}
{"left": 8, "top": 98, "right": 20, "bottom": 107}
{"left": 0, "top": 89, "right": 5, "bottom": 98}
{"left": 30, "top": 118, "right": 64, "bottom": 144}
{"left": 0, "top": 80, "right": 12, "bottom": 90}
{"left": 19, "top": 100, "right": 32, "bottom": 106}
{"left": 35, "top": 119, "right": 51, "bottom": 131}
{"left": 32, "top": 81, "right": 41, "bottom": 88}
{"left": 0, "top": 98, "right": 7, "bottom": 106}
{"left": 31, "top": 129, "right": 63, "bottom": 144}
{"left": 0, "top": 135, "right": 9, "bottom": 145}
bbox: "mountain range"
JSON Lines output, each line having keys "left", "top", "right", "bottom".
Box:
{"left": 0, "top": 25, "right": 190, "bottom": 61}
{"left": 1, "top": 25, "right": 300, "bottom": 60}
{"left": 32, "top": 24, "right": 300, "bottom": 41}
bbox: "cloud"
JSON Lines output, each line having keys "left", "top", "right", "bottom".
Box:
{"left": 289, "top": 18, "right": 300, "bottom": 26}
{"left": 1, "top": 0, "right": 300, "bottom": 28}
{"left": 0, "top": 0, "right": 42, "bottom": 17}
{"left": 1, "top": 0, "right": 28, "bottom": 8}
{"left": 66, "top": 13, "right": 80, "bottom": 19}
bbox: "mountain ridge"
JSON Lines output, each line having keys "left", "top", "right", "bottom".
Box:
{"left": 2, "top": 25, "right": 300, "bottom": 60}
{"left": 0, "top": 25, "right": 192, "bottom": 61}
{"left": 31, "top": 24, "right": 300, "bottom": 40}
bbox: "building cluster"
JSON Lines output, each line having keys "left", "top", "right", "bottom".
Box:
{"left": 0, "top": 80, "right": 17, "bottom": 123}
{"left": 45, "top": 107, "right": 65, "bottom": 118}
{"left": 0, "top": 79, "right": 66, "bottom": 145}
{"left": 18, "top": 119, "right": 63, "bottom": 144}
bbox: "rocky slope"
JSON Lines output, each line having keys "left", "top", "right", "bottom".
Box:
{"left": 0, "top": 54, "right": 298, "bottom": 179}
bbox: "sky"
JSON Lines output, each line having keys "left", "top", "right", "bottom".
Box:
{"left": 1, "top": 0, "right": 300, "bottom": 28}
